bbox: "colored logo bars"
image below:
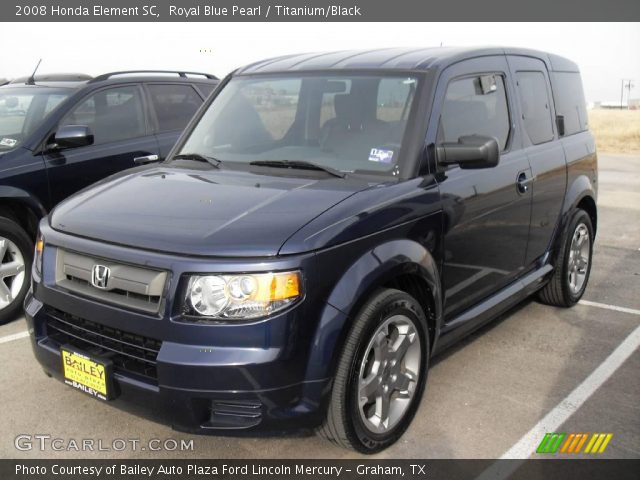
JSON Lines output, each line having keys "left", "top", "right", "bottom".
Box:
{"left": 537, "top": 433, "right": 613, "bottom": 454}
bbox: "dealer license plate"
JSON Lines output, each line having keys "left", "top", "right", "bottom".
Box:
{"left": 60, "top": 347, "right": 113, "bottom": 401}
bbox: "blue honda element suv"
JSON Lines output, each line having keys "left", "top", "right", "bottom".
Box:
{"left": 26, "top": 48, "right": 597, "bottom": 453}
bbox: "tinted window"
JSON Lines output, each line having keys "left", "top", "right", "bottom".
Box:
{"left": 62, "top": 86, "right": 145, "bottom": 144}
{"left": 244, "top": 79, "right": 301, "bottom": 140}
{"left": 178, "top": 74, "right": 419, "bottom": 176}
{"left": 377, "top": 77, "right": 417, "bottom": 122}
{"left": 0, "top": 87, "right": 71, "bottom": 151}
{"left": 195, "top": 83, "right": 216, "bottom": 98}
{"left": 319, "top": 79, "right": 352, "bottom": 128}
{"left": 148, "top": 84, "right": 203, "bottom": 132}
{"left": 439, "top": 74, "right": 510, "bottom": 151}
{"left": 43, "top": 94, "right": 68, "bottom": 116}
{"left": 516, "top": 71, "right": 554, "bottom": 144}
{"left": 550, "top": 72, "right": 588, "bottom": 136}
{"left": 317, "top": 76, "right": 415, "bottom": 136}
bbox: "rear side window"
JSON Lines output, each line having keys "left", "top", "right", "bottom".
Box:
{"left": 61, "top": 86, "right": 146, "bottom": 145}
{"left": 516, "top": 71, "right": 554, "bottom": 145}
{"left": 148, "top": 84, "right": 203, "bottom": 132}
{"left": 550, "top": 72, "right": 588, "bottom": 136}
{"left": 439, "top": 74, "right": 510, "bottom": 151}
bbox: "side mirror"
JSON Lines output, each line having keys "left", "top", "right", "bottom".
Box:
{"left": 437, "top": 135, "right": 500, "bottom": 170}
{"left": 54, "top": 125, "right": 94, "bottom": 149}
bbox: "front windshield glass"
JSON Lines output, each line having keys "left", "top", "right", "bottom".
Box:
{"left": 178, "top": 73, "right": 419, "bottom": 176}
{"left": 0, "top": 87, "right": 71, "bottom": 152}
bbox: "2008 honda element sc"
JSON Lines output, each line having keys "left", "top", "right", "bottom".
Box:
{"left": 26, "top": 47, "right": 597, "bottom": 453}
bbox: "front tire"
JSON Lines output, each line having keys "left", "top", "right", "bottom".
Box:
{"left": 318, "top": 288, "right": 430, "bottom": 453}
{"left": 538, "top": 209, "right": 594, "bottom": 307}
{"left": 0, "top": 217, "right": 33, "bottom": 325}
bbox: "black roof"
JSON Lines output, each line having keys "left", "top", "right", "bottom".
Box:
{"left": 237, "top": 47, "right": 579, "bottom": 75}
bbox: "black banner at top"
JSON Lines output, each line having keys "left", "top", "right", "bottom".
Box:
{"left": 4, "top": 0, "right": 640, "bottom": 21}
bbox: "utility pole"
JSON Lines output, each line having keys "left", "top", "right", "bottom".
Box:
{"left": 626, "top": 80, "right": 635, "bottom": 109}
{"left": 620, "top": 79, "right": 635, "bottom": 109}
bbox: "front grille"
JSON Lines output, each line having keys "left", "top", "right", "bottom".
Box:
{"left": 55, "top": 249, "right": 167, "bottom": 314}
{"left": 63, "top": 276, "right": 160, "bottom": 305}
{"left": 45, "top": 308, "right": 161, "bottom": 383}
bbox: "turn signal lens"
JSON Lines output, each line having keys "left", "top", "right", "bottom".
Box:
{"left": 34, "top": 233, "right": 44, "bottom": 275}
{"left": 253, "top": 272, "right": 300, "bottom": 302}
{"left": 185, "top": 271, "right": 302, "bottom": 320}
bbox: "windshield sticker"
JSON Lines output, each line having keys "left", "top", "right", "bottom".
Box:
{"left": 368, "top": 148, "right": 394, "bottom": 164}
{"left": 0, "top": 138, "right": 17, "bottom": 147}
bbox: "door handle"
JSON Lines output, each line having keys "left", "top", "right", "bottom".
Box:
{"left": 517, "top": 172, "right": 534, "bottom": 194}
{"left": 133, "top": 154, "right": 160, "bottom": 165}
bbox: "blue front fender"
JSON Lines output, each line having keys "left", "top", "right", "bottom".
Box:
{"left": 304, "top": 239, "right": 442, "bottom": 384}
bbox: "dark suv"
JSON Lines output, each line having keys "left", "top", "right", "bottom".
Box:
{"left": 0, "top": 71, "right": 218, "bottom": 322}
{"left": 26, "top": 48, "right": 597, "bottom": 453}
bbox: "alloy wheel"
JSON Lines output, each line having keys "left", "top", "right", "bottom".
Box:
{"left": 567, "top": 223, "right": 590, "bottom": 295}
{"left": 0, "top": 237, "right": 26, "bottom": 311}
{"left": 357, "top": 315, "right": 422, "bottom": 434}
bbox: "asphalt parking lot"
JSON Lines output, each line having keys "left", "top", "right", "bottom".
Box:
{"left": 0, "top": 154, "right": 638, "bottom": 460}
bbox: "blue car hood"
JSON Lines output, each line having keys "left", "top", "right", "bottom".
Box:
{"left": 50, "top": 166, "right": 368, "bottom": 257}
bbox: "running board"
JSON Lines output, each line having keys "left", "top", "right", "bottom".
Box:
{"left": 435, "top": 265, "right": 553, "bottom": 352}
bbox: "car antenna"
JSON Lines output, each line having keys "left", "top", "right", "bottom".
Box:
{"left": 26, "top": 59, "right": 42, "bottom": 85}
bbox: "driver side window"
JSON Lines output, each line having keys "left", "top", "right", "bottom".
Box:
{"left": 439, "top": 74, "right": 510, "bottom": 151}
{"left": 61, "top": 86, "right": 146, "bottom": 145}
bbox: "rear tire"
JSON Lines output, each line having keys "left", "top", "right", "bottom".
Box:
{"left": 0, "top": 217, "right": 33, "bottom": 325}
{"left": 317, "top": 288, "right": 429, "bottom": 453}
{"left": 538, "top": 209, "right": 593, "bottom": 307}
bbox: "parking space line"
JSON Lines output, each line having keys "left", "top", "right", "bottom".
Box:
{"left": 501, "top": 324, "right": 640, "bottom": 458}
{"left": 0, "top": 330, "right": 29, "bottom": 344}
{"left": 579, "top": 299, "right": 640, "bottom": 316}
{"left": 476, "top": 324, "right": 640, "bottom": 479}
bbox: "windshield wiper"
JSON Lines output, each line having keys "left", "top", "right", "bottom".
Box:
{"left": 249, "top": 160, "right": 346, "bottom": 178}
{"left": 172, "top": 153, "right": 222, "bottom": 168}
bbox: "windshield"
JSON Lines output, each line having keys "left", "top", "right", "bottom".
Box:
{"left": 177, "top": 73, "right": 419, "bottom": 176}
{"left": 0, "top": 87, "right": 71, "bottom": 152}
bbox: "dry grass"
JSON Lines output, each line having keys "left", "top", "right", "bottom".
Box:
{"left": 588, "top": 109, "right": 640, "bottom": 154}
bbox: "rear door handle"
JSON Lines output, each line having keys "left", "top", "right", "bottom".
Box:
{"left": 517, "top": 172, "right": 534, "bottom": 194}
{"left": 133, "top": 154, "right": 160, "bottom": 165}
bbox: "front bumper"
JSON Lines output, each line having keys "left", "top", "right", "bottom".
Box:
{"left": 25, "top": 226, "right": 345, "bottom": 434}
{"left": 25, "top": 291, "right": 333, "bottom": 433}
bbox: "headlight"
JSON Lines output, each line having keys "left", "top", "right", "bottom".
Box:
{"left": 34, "top": 232, "right": 44, "bottom": 275}
{"left": 184, "top": 271, "right": 302, "bottom": 320}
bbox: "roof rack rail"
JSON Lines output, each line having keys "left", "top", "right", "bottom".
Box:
{"left": 90, "top": 70, "right": 218, "bottom": 83}
{"left": 9, "top": 73, "right": 92, "bottom": 84}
